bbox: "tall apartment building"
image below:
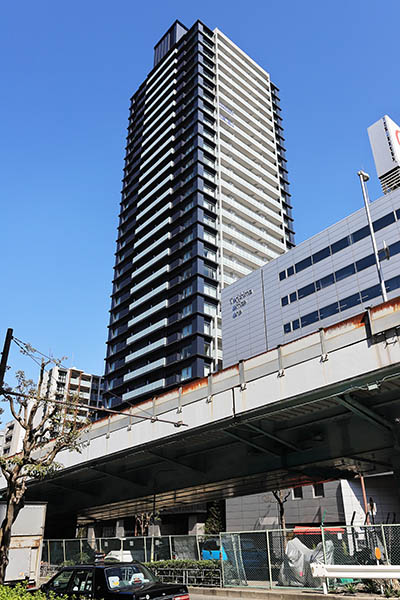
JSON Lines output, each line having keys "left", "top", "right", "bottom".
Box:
{"left": 40, "top": 366, "right": 104, "bottom": 420}
{"left": 104, "top": 20, "right": 294, "bottom": 407}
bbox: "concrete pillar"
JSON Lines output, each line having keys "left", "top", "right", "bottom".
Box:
{"left": 115, "top": 519, "right": 125, "bottom": 538}
{"left": 188, "top": 514, "right": 205, "bottom": 535}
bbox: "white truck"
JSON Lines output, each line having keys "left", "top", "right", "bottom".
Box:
{"left": 0, "top": 502, "right": 47, "bottom": 586}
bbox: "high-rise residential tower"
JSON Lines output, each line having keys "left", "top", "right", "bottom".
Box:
{"left": 104, "top": 20, "right": 294, "bottom": 408}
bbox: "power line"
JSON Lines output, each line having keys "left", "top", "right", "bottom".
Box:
{"left": 5, "top": 335, "right": 187, "bottom": 428}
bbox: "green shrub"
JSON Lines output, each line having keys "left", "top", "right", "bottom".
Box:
{"left": 0, "top": 583, "right": 66, "bottom": 599}
{"left": 144, "top": 559, "right": 220, "bottom": 570}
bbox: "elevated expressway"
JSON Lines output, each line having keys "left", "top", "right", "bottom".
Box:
{"left": 23, "top": 299, "right": 400, "bottom": 534}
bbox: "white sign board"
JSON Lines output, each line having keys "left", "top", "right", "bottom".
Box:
{"left": 368, "top": 115, "right": 400, "bottom": 178}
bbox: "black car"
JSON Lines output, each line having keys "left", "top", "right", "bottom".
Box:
{"left": 40, "top": 562, "right": 189, "bottom": 600}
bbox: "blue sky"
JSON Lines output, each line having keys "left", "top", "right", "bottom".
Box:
{"left": 1, "top": 0, "right": 399, "bottom": 419}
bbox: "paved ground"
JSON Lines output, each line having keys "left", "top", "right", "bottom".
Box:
{"left": 189, "top": 586, "right": 382, "bottom": 600}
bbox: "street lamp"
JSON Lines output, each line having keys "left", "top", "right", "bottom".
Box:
{"left": 357, "top": 170, "right": 388, "bottom": 302}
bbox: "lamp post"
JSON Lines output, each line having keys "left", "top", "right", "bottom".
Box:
{"left": 357, "top": 170, "right": 388, "bottom": 302}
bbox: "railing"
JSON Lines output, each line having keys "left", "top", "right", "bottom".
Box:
{"left": 42, "top": 525, "right": 400, "bottom": 590}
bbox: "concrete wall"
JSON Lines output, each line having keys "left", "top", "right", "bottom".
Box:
{"left": 225, "top": 482, "right": 344, "bottom": 531}
{"left": 341, "top": 474, "right": 400, "bottom": 525}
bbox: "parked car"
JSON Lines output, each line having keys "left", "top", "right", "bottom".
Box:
{"left": 200, "top": 538, "right": 227, "bottom": 561}
{"left": 40, "top": 562, "right": 189, "bottom": 599}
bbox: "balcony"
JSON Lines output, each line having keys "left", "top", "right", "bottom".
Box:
{"left": 219, "top": 128, "right": 277, "bottom": 178}
{"left": 124, "top": 358, "right": 166, "bottom": 382}
{"left": 137, "top": 195, "right": 172, "bottom": 227}
{"left": 218, "top": 47, "right": 271, "bottom": 106}
{"left": 129, "top": 281, "right": 169, "bottom": 310}
{"left": 223, "top": 256, "right": 252, "bottom": 277}
{"left": 219, "top": 119, "right": 276, "bottom": 170}
{"left": 220, "top": 166, "right": 281, "bottom": 213}
{"left": 132, "top": 233, "right": 170, "bottom": 265}
{"left": 221, "top": 193, "right": 283, "bottom": 237}
{"left": 221, "top": 155, "right": 280, "bottom": 201}
{"left": 138, "top": 147, "right": 174, "bottom": 183}
{"left": 127, "top": 318, "right": 168, "bottom": 345}
{"left": 125, "top": 337, "right": 167, "bottom": 363}
{"left": 216, "top": 33, "right": 270, "bottom": 93}
{"left": 128, "top": 299, "right": 168, "bottom": 327}
{"left": 130, "top": 264, "right": 169, "bottom": 293}
{"left": 222, "top": 224, "right": 278, "bottom": 261}
{"left": 123, "top": 378, "right": 165, "bottom": 401}
{"left": 223, "top": 240, "right": 267, "bottom": 268}
{"left": 132, "top": 247, "right": 169, "bottom": 279}
{"left": 221, "top": 208, "right": 285, "bottom": 252}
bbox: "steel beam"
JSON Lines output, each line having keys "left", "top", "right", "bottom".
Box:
{"left": 245, "top": 422, "right": 300, "bottom": 451}
{"left": 224, "top": 429, "right": 280, "bottom": 457}
{"left": 336, "top": 394, "right": 394, "bottom": 433}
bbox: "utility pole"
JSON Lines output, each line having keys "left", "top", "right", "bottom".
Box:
{"left": 357, "top": 170, "right": 388, "bottom": 302}
{"left": 0, "top": 329, "right": 13, "bottom": 391}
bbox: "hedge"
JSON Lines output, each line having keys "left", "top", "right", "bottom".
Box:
{"left": 144, "top": 559, "right": 220, "bottom": 570}
{"left": 0, "top": 584, "right": 66, "bottom": 600}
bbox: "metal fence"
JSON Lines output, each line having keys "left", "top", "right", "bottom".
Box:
{"left": 42, "top": 525, "right": 400, "bottom": 590}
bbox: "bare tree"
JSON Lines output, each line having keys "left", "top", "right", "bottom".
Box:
{"left": 272, "top": 489, "right": 291, "bottom": 531}
{"left": 0, "top": 368, "right": 87, "bottom": 583}
{"left": 134, "top": 512, "right": 155, "bottom": 537}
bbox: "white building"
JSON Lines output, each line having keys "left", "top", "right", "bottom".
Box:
{"left": 0, "top": 367, "right": 104, "bottom": 457}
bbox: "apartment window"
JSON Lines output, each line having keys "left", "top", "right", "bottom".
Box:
{"left": 183, "top": 231, "right": 194, "bottom": 244}
{"left": 281, "top": 296, "right": 288, "bottom": 307}
{"left": 204, "top": 283, "right": 217, "bottom": 298}
{"left": 292, "top": 487, "right": 303, "bottom": 500}
{"left": 204, "top": 319, "right": 212, "bottom": 335}
{"left": 292, "top": 319, "right": 300, "bottom": 330}
{"left": 183, "top": 199, "right": 195, "bottom": 213}
{"left": 313, "top": 483, "right": 324, "bottom": 498}
{"left": 182, "top": 304, "right": 192, "bottom": 316}
{"left": 204, "top": 265, "right": 217, "bottom": 279}
{"left": 204, "top": 302, "right": 217, "bottom": 317}
{"left": 204, "top": 214, "right": 216, "bottom": 227}
{"left": 204, "top": 364, "right": 211, "bottom": 376}
{"left": 204, "top": 231, "right": 216, "bottom": 244}
{"left": 289, "top": 292, "right": 297, "bottom": 303}
{"left": 287, "top": 266, "right": 294, "bottom": 276}
{"left": 182, "top": 324, "right": 192, "bottom": 337}
{"left": 279, "top": 271, "right": 286, "bottom": 281}
{"left": 182, "top": 285, "right": 193, "bottom": 298}
{"left": 283, "top": 322, "right": 291, "bottom": 334}
{"left": 204, "top": 248, "right": 216, "bottom": 260}
{"left": 181, "top": 345, "right": 192, "bottom": 359}
{"left": 203, "top": 199, "right": 216, "bottom": 212}
{"left": 183, "top": 250, "right": 192, "bottom": 261}
{"left": 181, "top": 366, "right": 192, "bottom": 380}
{"left": 204, "top": 342, "right": 211, "bottom": 356}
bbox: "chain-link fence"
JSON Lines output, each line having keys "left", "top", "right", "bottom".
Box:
{"left": 42, "top": 525, "right": 400, "bottom": 590}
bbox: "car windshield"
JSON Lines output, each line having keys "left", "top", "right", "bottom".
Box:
{"left": 105, "top": 564, "right": 157, "bottom": 590}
